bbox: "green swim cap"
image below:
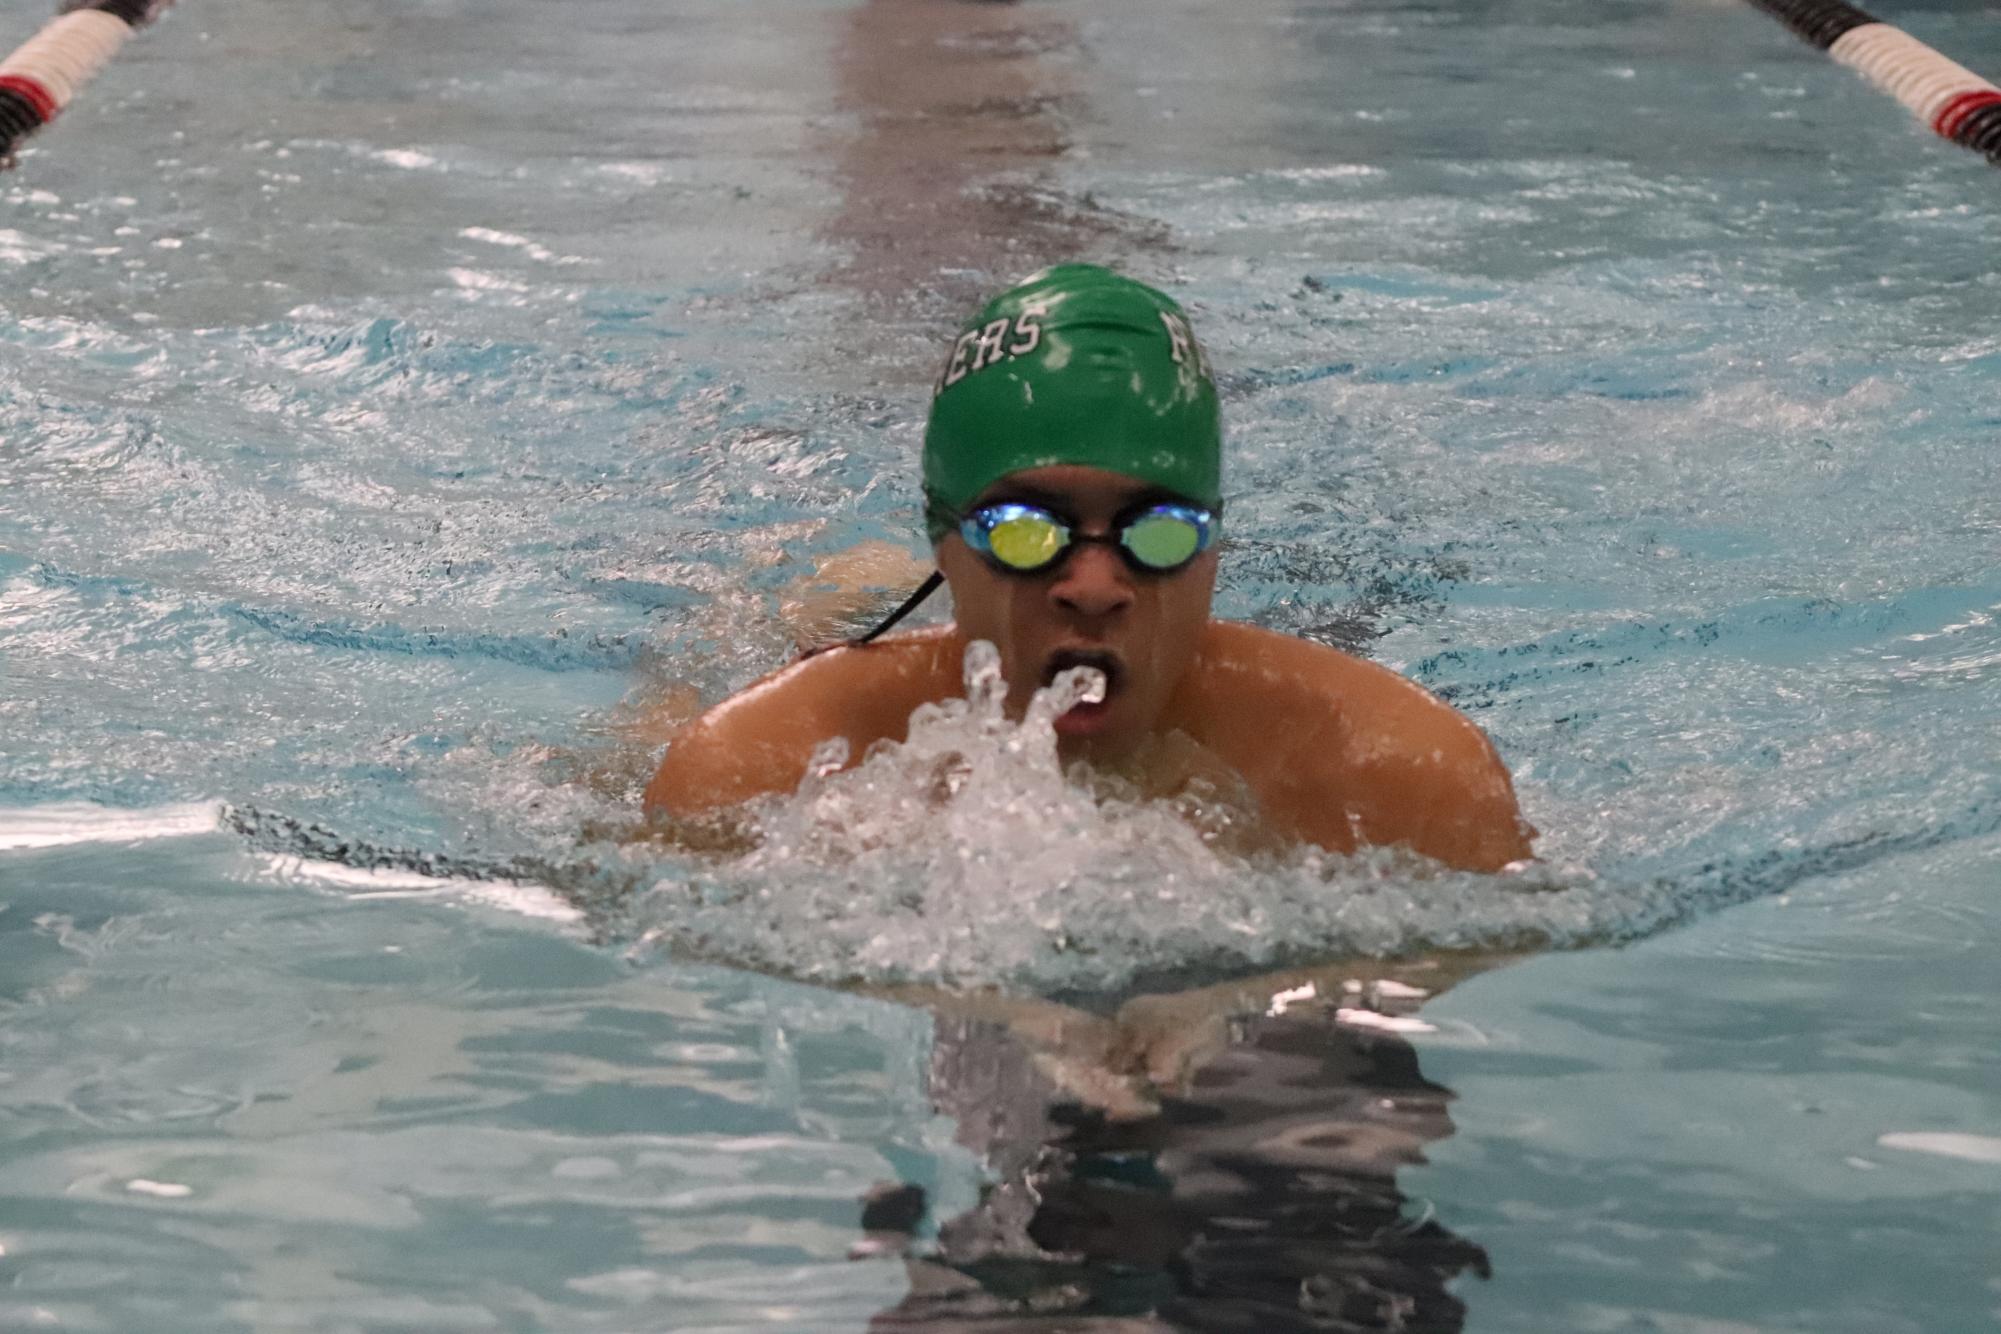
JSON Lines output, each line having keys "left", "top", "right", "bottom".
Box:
{"left": 922, "top": 264, "right": 1222, "bottom": 540}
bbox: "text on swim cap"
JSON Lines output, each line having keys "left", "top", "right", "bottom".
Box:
{"left": 935, "top": 306, "right": 1208, "bottom": 394}
{"left": 938, "top": 309, "right": 1044, "bottom": 392}
{"left": 1158, "top": 310, "right": 1209, "bottom": 378}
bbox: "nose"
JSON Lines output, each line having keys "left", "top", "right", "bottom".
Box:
{"left": 1049, "top": 541, "right": 1134, "bottom": 620}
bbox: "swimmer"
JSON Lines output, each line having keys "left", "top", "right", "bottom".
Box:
{"left": 645, "top": 263, "right": 1534, "bottom": 872}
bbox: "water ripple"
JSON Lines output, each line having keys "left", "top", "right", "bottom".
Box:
{"left": 225, "top": 606, "right": 641, "bottom": 672}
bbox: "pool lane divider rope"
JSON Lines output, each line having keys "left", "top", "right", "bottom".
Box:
{"left": 0, "top": 1, "right": 173, "bottom": 170}
{"left": 1746, "top": 0, "right": 2001, "bottom": 162}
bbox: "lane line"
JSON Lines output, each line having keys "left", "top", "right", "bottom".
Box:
{"left": 0, "top": 1, "right": 173, "bottom": 168}
{"left": 1746, "top": 0, "right": 2001, "bottom": 164}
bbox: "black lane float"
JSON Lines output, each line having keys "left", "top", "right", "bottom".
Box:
{"left": 1746, "top": 0, "right": 2001, "bottom": 162}
{"left": 0, "top": 0, "right": 173, "bottom": 169}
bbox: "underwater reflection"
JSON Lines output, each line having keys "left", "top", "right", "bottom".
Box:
{"left": 822, "top": 0, "right": 1170, "bottom": 355}
{"left": 867, "top": 997, "right": 1488, "bottom": 1332}
{"left": 825, "top": 0, "right": 1075, "bottom": 315}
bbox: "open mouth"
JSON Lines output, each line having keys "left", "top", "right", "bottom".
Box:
{"left": 1042, "top": 648, "right": 1124, "bottom": 700}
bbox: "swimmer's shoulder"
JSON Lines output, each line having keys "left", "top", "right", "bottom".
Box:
{"left": 1181, "top": 621, "right": 1456, "bottom": 733}
{"left": 1180, "top": 621, "right": 1533, "bottom": 870}
{"left": 643, "top": 629, "right": 963, "bottom": 816}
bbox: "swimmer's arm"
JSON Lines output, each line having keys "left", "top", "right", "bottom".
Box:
{"left": 642, "top": 634, "right": 957, "bottom": 818}
{"left": 641, "top": 721, "right": 793, "bottom": 819}
{"left": 1111, "top": 947, "right": 1524, "bottom": 1092}
{"left": 1188, "top": 625, "right": 1533, "bottom": 872}
{"left": 863, "top": 982, "right": 1159, "bottom": 1121}
{"left": 626, "top": 544, "right": 932, "bottom": 821}
{"left": 876, "top": 949, "right": 1525, "bottom": 1118}
{"left": 642, "top": 666, "right": 841, "bottom": 817}
{"left": 1323, "top": 699, "right": 1535, "bottom": 873}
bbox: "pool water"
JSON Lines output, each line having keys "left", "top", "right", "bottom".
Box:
{"left": 3, "top": 0, "right": 1999, "bottom": 1329}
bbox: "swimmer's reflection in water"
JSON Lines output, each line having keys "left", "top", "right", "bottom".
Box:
{"left": 865, "top": 996, "right": 1488, "bottom": 1332}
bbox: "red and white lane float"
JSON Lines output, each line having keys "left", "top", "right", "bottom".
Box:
{"left": 0, "top": 0, "right": 174, "bottom": 169}
{"left": 1747, "top": 0, "right": 2001, "bottom": 163}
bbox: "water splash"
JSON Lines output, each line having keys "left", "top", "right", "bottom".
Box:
{"left": 204, "top": 609, "right": 1979, "bottom": 1000}
{"left": 619, "top": 642, "right": 1646, "bottom": 998}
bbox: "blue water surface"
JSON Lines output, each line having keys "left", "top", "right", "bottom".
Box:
{"left": 3, "top": 0, "right": 1998, "bottom": 1329}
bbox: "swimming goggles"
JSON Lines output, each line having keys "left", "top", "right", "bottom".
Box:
{"left": 953, "top": 500, "right": 1220, "bottom": 576}
{"left": 846, "top": 499, "right": 1219, "bottom": 647}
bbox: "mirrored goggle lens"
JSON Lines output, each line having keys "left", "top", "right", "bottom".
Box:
{"left": 1121, "top": 511, "right": 1205, "bottom": 569}
{"left": 981, "top": 510, "right": 1067, "bottom": 570}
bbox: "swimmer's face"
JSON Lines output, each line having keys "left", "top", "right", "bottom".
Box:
{"left": 935, "top": 464, "right": 1218, "bottom": 763}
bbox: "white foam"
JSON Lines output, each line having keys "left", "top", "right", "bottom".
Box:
{"left": 0, "top": 802, "right": 222, "bottom": 852}
{"left": 448, "top": 267, "right": 532, "bottom": 298}
{"left": 1334, "top": 1008, "right": 1439, "bottom": 1035}
{"left": 458, "top": 227, "right": 583, "bottom": 265}
{"left": 0, "top": 228, "right": 63, "bottom": 266}
{"left": 1270, "top": 164, "right": 1384, "bottom": 182}
{"left": 1267, "top": 982, "right": 1317, "bottom": 1016}
{"left": 257, "top": 855, "right": 584, "bottom": 925}
{"left": 371, "top": 147, "right": 437, "bottom": 171}
{"left": 1877, "top": 1132, "right": 2001, "bottom": 1165}
{"left": 629, "top": 640, "right": 1613, "bottom": 992}
{"left": 125, "top": 1179, "right": 193, "bottom": 1198}
{"left": 597, "top": 161, "right": 671, "bottom": 185}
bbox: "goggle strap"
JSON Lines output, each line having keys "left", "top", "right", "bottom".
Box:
{"left": 852, "top": 570, "right": 945, "bottom": 646}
